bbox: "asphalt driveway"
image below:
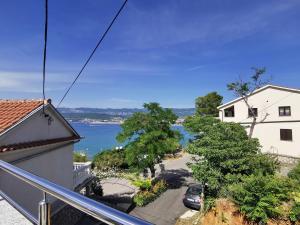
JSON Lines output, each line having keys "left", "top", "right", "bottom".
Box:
{"left": 129, "top": 154, "right": 195, "bottom": 225}
{"left": 130, "top": 186, "right": 189, "bottom": 225}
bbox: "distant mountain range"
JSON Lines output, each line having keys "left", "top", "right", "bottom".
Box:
{"left": 58, "top": 107, "right": 195, "bottom": 122}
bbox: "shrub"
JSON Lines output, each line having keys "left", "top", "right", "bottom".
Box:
{"left": 133, "top": 191, "right": 156, "bottom": 207}
{"left": 93, "top": 149, "right": 128, "bottom": 171}
{"left": 288, "top": 161, "right": 300, "bottom": 183}
{"left": 133, "top": 179, "right": 167, "bottom": 207}
{"left": 288, "top": 191, "right": 300, "bottom": 222}
{"left": 229, "top": 174, "right": 292, "bottom": 224}
{"left": 290, "top": 202, "right": 300, "bottom": 222}
{"left": 73, "top": 151, "right": 88, "bottom": 162}
{"left": 204, "top": 197, "right": 216, "bottom": 213}
{"left": 152, "top": 180, "right": 167, "bottom": 194}
{"left": 132, "top": 178, "right": 152, "bottom": 191}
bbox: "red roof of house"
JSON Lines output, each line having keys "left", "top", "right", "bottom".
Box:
{"left": 0, "top": 99, "right": 45, "bottom": 133}
{"left": 0, "top": 99, "right": 80, "bottom": 152}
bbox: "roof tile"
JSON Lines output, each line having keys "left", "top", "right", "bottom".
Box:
{"left": 0, "top": 99, "right": 45, "bottom": 133}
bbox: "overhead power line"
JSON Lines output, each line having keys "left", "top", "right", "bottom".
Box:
{"left": 57, "top": 0, "right": 128, "bottom": 107}
{"left": 42, "top": 0, "right": 48, "bottom": 108}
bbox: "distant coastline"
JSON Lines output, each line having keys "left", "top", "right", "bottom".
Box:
{"left": 61, "top": 107, "right": 193, "bottom": 126}
{"left": 70, "top": 119, "right": 123, "bottom": 125}
{"left": 69, "top": 118, "right": 184, "bottom": 126}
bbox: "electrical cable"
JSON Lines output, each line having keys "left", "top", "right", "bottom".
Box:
{"left": 42, "top": 0, "right": 48, "bottom": 111}
{"left": 57, "top": 0, "right": 128, "bottom": 107}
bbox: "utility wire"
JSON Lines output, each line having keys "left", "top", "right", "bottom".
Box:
{"left": 42, "top": 0, "right": 48, "bottom": 111}
{"left": 57, "top": 0, "right": 128, "bottom": 107}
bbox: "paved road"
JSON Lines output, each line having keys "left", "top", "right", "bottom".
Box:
{"left": 130, "top": 154, "right": 195, "bottom": 225}
{"left": 76, "top": 154, "right": 195, "bottom": 225}
{"left": 130, "top": 186, "right": 189, "bottom": 225}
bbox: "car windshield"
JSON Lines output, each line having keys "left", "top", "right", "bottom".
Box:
{"left": 187, "top": 186, "right": 202, "bottom": 195}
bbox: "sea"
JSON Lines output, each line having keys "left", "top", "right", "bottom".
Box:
{"left": 71, "top": 122, "right": 192, "bottom": 158}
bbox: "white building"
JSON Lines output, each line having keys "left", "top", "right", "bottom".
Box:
{"left": 218, "top": 85, "right": 300, "bottom": 157}
{"left": 0, "top": 99, "right": 80, "bottom": 219}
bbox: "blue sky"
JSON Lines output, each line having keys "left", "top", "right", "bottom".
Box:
{"left": 0, "top": 0, "right": 300, "bottom": 108}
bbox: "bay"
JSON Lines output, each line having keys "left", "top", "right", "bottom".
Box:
{"left": 71, "top": 122, "right": 192, "bottom": 158}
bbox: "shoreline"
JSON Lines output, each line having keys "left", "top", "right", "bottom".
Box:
{"left": 69, "top": 120, "right": 122, "bottom": 125}
{"left": 70, "top": 120, "right": 183, "bottom": 126}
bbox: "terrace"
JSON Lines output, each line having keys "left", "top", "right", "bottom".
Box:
{"left": 0, "top": 159, "right": 152, "bottom": 225}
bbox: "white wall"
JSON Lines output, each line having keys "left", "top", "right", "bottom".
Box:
{"left": 0, "top": 107, "right": 74, "bottom": 145}
{"left": 244, "top": 122, "right": 300, "bottom": 157}
{"left": 219, "top": 87, "right": 300, "bottom": 157}
{"left": 220, "top": 87, "right": 300, "bottom": 123}
{"left": 0, "top": 144, "right": 74, "bottom": 218}
{"left": 0, "top": 104, "right": 78, "bottom": 219}
{"left": 220, "top": 88, "right": 300, "bottom": 123}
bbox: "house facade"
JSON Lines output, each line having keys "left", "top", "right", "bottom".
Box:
{"left": 218, "top": 85, "right": 300, "bottom": 157}
{"left": 0, "top": 99, "right": 80, "bottom": 218}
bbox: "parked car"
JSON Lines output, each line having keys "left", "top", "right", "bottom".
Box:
{"left": 183, "top": 184, "right": 203, "bottom": 210}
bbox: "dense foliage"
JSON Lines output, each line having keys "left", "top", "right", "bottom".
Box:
{"left": 195, "top": 92, "right": 223, "bottom": 117}
{"left": 184, "top": 116, "right": 278, "bottom": 196}
{"left": 93, "top": 149, "right": 128, "bottom": 171}
{"left": 228, "top": 174, "right": 292, "bottom": 223}
{"left": 290, "top": 202, "right": 300, "bottom": 222}
{"left": 288, "top": 162, "right": 300, "bottom": 222}
{"left": 133, "top": 179, "right": 167, "bottom": 207}
{"left": 132, "top": 178, "right": 152, "bottom": 191}
{"left": 288, "top": 161, "right": 300, "bottom": 183}
{"left": 117, "top": 103, "right": 182, "bottom": 177}
{"left": 73, "top": 152, "right": 88, "bottom": 162}
{"left": 182, "top": 114, "right": 300, "bottom": 224}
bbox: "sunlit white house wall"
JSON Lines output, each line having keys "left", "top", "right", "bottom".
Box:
{"left": 218, "top": 85, "right": 300, "bottom": 157}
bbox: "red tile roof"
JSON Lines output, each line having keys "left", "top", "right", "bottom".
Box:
{"left": 0, "top": 136, "right": 80, "bottom": 153}
{"left": 0, "top": 99, "right": 45, "bottom": 133}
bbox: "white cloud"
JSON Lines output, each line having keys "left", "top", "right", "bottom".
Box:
{"left": 117, "top": 1, "right": 300, "bottom": 50}
{"left": 0, "top": 71, "right": 71, "bottom": 93}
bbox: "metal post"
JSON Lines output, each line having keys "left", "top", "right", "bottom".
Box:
{"left": 39, "top": 193, "right": 51, "bottom": 225}
{"left": 200, "top": 183, "right": 205, "bottom": 214}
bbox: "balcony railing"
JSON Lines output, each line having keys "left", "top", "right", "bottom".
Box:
{"left": 73, "top": 161, "right": 92, "bottom": 188}
{"left": 0, "top": 159, "right": 152, "bottom": 225}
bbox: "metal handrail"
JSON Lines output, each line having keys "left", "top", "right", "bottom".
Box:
{"left": 0, "top": 160, "right": 152, "bottom": 225}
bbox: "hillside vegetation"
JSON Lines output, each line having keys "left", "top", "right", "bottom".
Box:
{"left": 183, "top": 115, "right": 300, "bottom": 224}
{"left": 176, "top": 198, "right": 300, "bottom": 225}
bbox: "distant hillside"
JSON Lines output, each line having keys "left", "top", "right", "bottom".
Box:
{"left": 59, "top": 107, "right": 194, "bottom": 122}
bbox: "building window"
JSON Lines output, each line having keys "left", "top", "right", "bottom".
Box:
{"left": 248, "top": 108, "right": 258, "bottom": 117}
{"left": 280, "top": 129, "right": 293, "bottom": 141}
{"left": 224, "top": 106, "right": 235, "bottom": 117}
{"left": 279, "top": 106, "right": 291, "bottom": 116}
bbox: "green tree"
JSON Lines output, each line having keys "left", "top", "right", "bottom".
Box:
{"left": 227, "top": 67, "right": 270, "bottom": 137}
{"left": 93, "top": 149, "right": 128, "bottom": 171}
{"left": 117, "top": 103, "right": 182, "bottom": 177}
{"left": 73, "top": 151, "right": 88, "bottom": 162}
{"left": 228, "top": 174, "right": 292, "bottom": 224}
{"left": 184, "top": 116, "right": 278, "bottom": 196}
{"left": 195, "top": 92, "right": 223, "bottom": 117}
